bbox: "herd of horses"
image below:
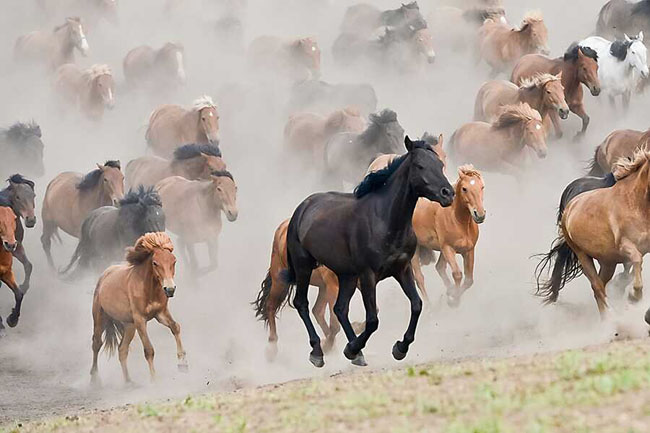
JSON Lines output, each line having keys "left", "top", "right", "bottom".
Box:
{"left": 3, "top": 0, "right": 650, "bottom": 383}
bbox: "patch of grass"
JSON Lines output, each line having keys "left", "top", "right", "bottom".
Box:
{"left": 446, "top": 417, "right": 506, "bottom": 433}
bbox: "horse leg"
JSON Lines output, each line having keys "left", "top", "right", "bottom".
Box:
{"left": 411, "top": 249, "right": 430, "bottom": 307}
{"left": 434, "top": 249, "right": 453, "bottom": 290}
{"left": 118, "top": 324, "right": 136, "bottom": 383}
{"left": 333, "top": 275, "right": 363, "bottom": 362}
{"left": 323, "top": 272, "right": 341, "bottom": 353}
{"left": 90, "top": 306, "right": 105, "bottom": 385}
{"left": 185, "top": 241, "right": 199, "bottom": 274}
{"left": 198, "top": 239, "right": 219, "bottom": 275}
{"left": 134, "top": 317, "right": 156, "bottom": 381}
{"left": 392, "top": 264, "right": 422, "bottom": 361}
{"left": 312, "top": 285, "right": 331, "bottom": 347}
{"left": 441, "top": 246, "right": 462, "bottom": 306}
{"left": 3, "top": 271, "right": 23, "bottom": 328}
{"left": 548, "top": 111, "right": 563, "bottom": 140}
{"left": 293, "top": 269, "right": 324, "bottom": 368}
{"left": 611, "top": 263, "right": 633, "bottom": 297}
{"left": 461, "top": 249, "right": 475, "bottom": 291}
{"left": 41, "top": 220, "right": 57, "bottom": 269}
{"left": 570, "top": 103, "right": 589, "bottom": 139}
{"left": 12, "top": 243, "right": 32, "bottom": 293}
{"left": 598, "top": 261, "right": 616, "bottom": 292}
{"left": 574, "top": 250, "right": 609, "bottom": 317}
{"left": 622, "top": 91, "right": 631, "bottom": 111}
{"left": 620, "top": 240, "right": 644, "bottom": 303}
{"left": 156, "top": 309, "right": 188, "bottom": 372}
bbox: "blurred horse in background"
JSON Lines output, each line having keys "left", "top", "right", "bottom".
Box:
{"left": 588, "top": 128, "right": 650, "bottom": 176}
{"left": 340, "top": 1, "right": 425, "bottom": 38}
{"left": 124, "top": 42, "right": 186, "bottom": 91}
{"left": 597, "top": 0, "right": 650, "bottom": 41}
{"left": 288, "top": 80, "right": 378, "bottom": 117}
{"left": 248, "top": 36, "right": 321, "bottom": 81}
{"left": 54, "top": 64, "right": 115, "bottom": 121}
{"left": 0, "top": 122, "right": 45, "bottom": 180}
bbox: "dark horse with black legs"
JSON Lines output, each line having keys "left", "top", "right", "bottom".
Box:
{"left": 285, "top": 136, "right": 454, "bottom": 368}
{"left": 0, "top": 175, "right": 37, "bottom": 292}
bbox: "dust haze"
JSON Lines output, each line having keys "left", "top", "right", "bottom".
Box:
{"left": 0, "top": 0, "right": 648, "bottom": 422}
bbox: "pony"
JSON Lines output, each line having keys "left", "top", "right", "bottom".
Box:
{"left": 14, "top": 17, "right": 89, "bottom": 70}
{"left": 248, "top": 36, "right": 321, "bottom": 81}
{"left": 288, "top": 80, "right": 378, "bottom": 117}
{"left": 123, "top": 42, "right": 186, "bottom": 90}
{"left": 449, "top": 103, "right": 547, "bottom": 178}
{"left": 587, "top": 129, "right": 650, "bottom": 176}
{"left": 597, "top": 0, "right": 650, "bottom": 41}
{"left": 0, "top": 121, "right": 45, "bottom": 180}
{"left": 340, "top": 2, "right": 426, "bottom": 37}
{"left": 41, "top": 161, "right": 124, "bottom": 268}
{"left": 580, "top": 33, "right": 648, "bottom": 109}
{"left": 511, "top": 43, "right": 601, "bottom": 139}
{"left": 125, "top": 143, "right": 225, "bottom": 190}
{"left": 90, "top": 232, "right": 186, "bottom": 384}
{"left": 0, "top": 207, "right": 22, "bottom": 332}
{"left": 145, "top": 96, "right": 220, "bottom": 158}
{"left": 156, "top": 170, "right": 238, "bottom": 275}
{"left": 473, "top": 73, "right": 569, "bottom": 139}
{"left": 61, "top": 187, "right": 166, "bottom": 275}
{"left": 54, "top": 64, "right": 115, "bottom": 120}
{"left": 284, "top": 136, "right": 453, "bottom": 367}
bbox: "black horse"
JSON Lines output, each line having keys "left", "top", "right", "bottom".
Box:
{"left": 0, "top": 122, "right": 45, "bottom": 180}
{"left": 0, "top": 175, "right": 36, "bottom": 291}
{"left": 61, "top": 186, "right": 165, "bottom": 275}
{"left": 285, "top": 136, "right": 453, "bottom": 368}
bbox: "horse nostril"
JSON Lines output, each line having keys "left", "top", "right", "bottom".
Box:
{"left": 441, "top": 187, "right": 452, "bottom": 198}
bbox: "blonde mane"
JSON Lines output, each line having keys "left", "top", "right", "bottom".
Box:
{"left": 126, "top": 232, "right": 174, "bottom": 266}
{"left": 457, "top": 164, "right": 483, "bottom": 180}
{"left": 192, "top": 95, "right": 216, "bottom": 111}
{"left": 612, "top": 146, "right": 650, "bottom": 180}
{"left": 522, "top": 10, "right": 543, "bottom": 24}
{"left": 492, "top": 103, "right": 541, "bottom": 129}
{"left": 84, "top": 64, "right": 112, "bottom": 81}
{"left": 519, "top": 73, "right": 560, "bottom": 90}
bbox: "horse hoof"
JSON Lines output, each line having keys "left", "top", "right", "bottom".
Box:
{"left": 392, "top": 342, "right": 407, "bottom": 361}
{"left": 177, "top": 363, "right": 189, "bottom": 373}
{"left": 309, "top": 354, "right": 325, "bottom": 368}
{"left": 0, "top": 328, "right": 6, "bottom": 338}
{"left": 343, "top": 343, "right": 357, "bottom": 361}
{"left": 351, "top": 352, "right": 367, "bottom": 367}
{"left": 6, "top": 314, "right": 18, "bottom": 328}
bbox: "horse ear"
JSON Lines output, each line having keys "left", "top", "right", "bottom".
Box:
{"left": 639, "top": 31, "right": 644, "bottom": 42}
{"left": 625, "top": 33, "right": 632, "bottom": 42}
{"left": 96, "top": 163, "right": 104, "bottom": 170}
{"left": 437, "top": 133, "right": 444, "bottom": 147}
{"left": 555, "top": 71, "right": 562, "bottom": 80}
{"left": 519, "top": 22, "right": 530, "bottom": 32}
{"left": 405, "top": 135, "right": 414, "bottom": 151}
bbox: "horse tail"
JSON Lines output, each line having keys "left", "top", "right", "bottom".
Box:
{"left": 252, "top": 269, "right": 294, "bottom": 324}
{"left": 102, "top": 318, "right": 124, "bottom": 358}
{"left": 534, "top": 235, "right": 582, "bottom": 304}
{"left": 586, "top": 147, "right": 605, "bottom": 177}
{"left": 59, "top": 239, "right": 84, "bottom": 276}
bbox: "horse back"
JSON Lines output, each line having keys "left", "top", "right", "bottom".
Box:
{"left": 510, "top": 54, "right": 554, "bottom": 85}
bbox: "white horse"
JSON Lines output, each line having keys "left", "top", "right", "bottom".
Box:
{"left": 580, "top": 32, "right": 649, "bottom": 108}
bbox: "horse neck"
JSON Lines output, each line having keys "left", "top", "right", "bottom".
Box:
{"left": 451, "top": 185, "right": 472, "bottom": 227}
{"left": 53, "top": 25, "right": 74, "bottom": 57}
{"left": 82, "top": 182, "right": 110, "bottom": 209}
{"left": 171, "top": 157, "right": 201, "bottom": 178}
{"left": 199, "top": 181, "right": 222, "bottom": 218}
{"left": 517, "top": 87, "right": 543, "bottom": 111}
{"left": 559, "top": 59, "right": 580, "bottom": 94}
{"left": 377, "top": 157, "right": 419, "bottom": 237}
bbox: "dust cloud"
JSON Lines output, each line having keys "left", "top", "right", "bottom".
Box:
{"left": 0, "top": 0, "right": 648, "bottom": 422}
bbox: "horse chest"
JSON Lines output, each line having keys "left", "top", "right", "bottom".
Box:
{"left": 145, "top": 302, "right": 164, "bottom": 318}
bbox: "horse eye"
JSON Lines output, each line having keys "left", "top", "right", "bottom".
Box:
{"left": 153, "top": 261, "right": 159, "bottom": 267}
{"left": 462, "top": 187, "right": 467, "bottom": 192}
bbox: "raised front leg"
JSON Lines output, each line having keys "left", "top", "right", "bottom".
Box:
{"left": 391, "top": 264, "right": 423, "bottom": 361}
{"left": 156, "top": 310, "right": 188, "bottom": 371}
{"left": 343, "top": 272, "right": 378, "bottom": 367}
{"left": 134, "top": 316, "right": 156, "bottom": 381}
{"left": 441, "top": 246, "right": 463, "bottom": 307}
{"left": 12, "top": 243, "right": 33, "bottom": 293}
{"left": 2, "top": 271, "right": 23, "bottom": 328}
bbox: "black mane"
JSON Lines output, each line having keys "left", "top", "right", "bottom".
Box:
{"left": 610, "top": 39, "right": 632, "bottom": 61}
{"left": 564, "top": 43, "right": 598, "bottom": 62}
{"left": 120, "top": 185, "right": 162, "bottom": 208}
{"left": 211, "top": 169, "right": 234, "bottom": 180}
{"left": 2, "top": 121, "right": 41, "bottom": 142}
{"left": 7, "top": 174, "right": 35, "bottom": 190}
{"left": 173, "top": 143, "right": 222, "bottom": 161}
{"left": 632, "top": 0, "right": 650, "bottom": 17}
{"left": 77, "top": 160, "right": 121, "bottom": 190}
{"left": 421, "top": 132, "right": 439, "bottom": 146}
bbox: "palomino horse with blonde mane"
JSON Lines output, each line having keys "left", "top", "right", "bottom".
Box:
{"left": 125, "top": 143, "right": 225, "bottom": 190}
{"left": 449, "top": 103, "right": 547, "bottom": 178}
{"left": 146, "top": 96, "right": 220, "bottom": 158}
{"left": 588, "top": 129, "right": 650, "bottom": 176}
{"left": 477, "top": 11, "right": 549, "bottom": 76}
{"left": 156, "top": 170, "right": 238, "bottom": 275}
{"left": 14, "top": 17, "right": 89, "bottom": 70}
{"left": 511, "top": 43, "right": 601, "bottom": 139}
{"left": 412, "top": 165, "right": 486, "bottom": 307}
{"left": 474, "top": 73, "right": 569, "bottom": 138}
{"left": 536, "top": 148, "right": 650, "bottom": 318}
{"left": 54, "top": 64, "right": 115, "bottom": 120}
{"left": 123, "top": 42, "right": 186, "bottom": 90}
{"left": 90, "top": 232, "right": 186, "bottom": 384}
{"left": 248, "top": 36, "right": 321, "bottom": 81}
{"left": 41, "top": 161, "right": 124, "bottom": 268}
{"left": 0, "top": 207, "right": 23, "bottom": 331}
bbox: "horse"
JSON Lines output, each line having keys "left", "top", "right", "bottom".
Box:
{"left": 580, "top": 33, "right": 648, "bottom": 109}
{"left": 511, "top": 43, "right": 601, "bottom": 139}
{"left": 123, "top": 43, "right": 186, "bottom": 90}
{"left": 477, "top": 11, "right": 549, "bottom": 76}
{"left": 473, "top": 73, "right": 569, "bottom": 139}
{"left": 54, "top": 64, "right": 115, "bottom": 121}
{"left": 248, "top": 36, "right": 321, "bottom": 81}
{"left": 587, "top": 129, "right": 650, "bottom": 176}
{"left": 14, "top": 17, "right": 89, "bottom": 70}
{"left": 284, "top": 136, "right": 453, "bottom": 367}
{"left": 61, "top": 186, "right": 165, "bottom": 275}
{"left": 0, "top": 175, "right": 36, "bottom": 292}
{"left": 156, "top": 170, "right": 237, "bottom": 275}
{"left": 535, "top": 148, "right": 650, "bottom": 317}
{"left": 284, "top": 107, "right": 366, "bottom": 163}
{"left": 323, "top": 109, "right": 405, "bottom": 186}
{"left": 366, "top": 132, "right": 447, "bottom": 173}
{"left": 287, "top": 80, "right": 378, "bottom": 117}
{"left": 41, "top": 161, "right": 124, "bottom": 269}
{"left": 597, "top": 0, "right": 650, "bottom": 41}
{"left": 448, "top": 103, "right": 547, "bottom": 178}
{"left": 0, "top": 121, "right": 45, "bottom": 180}
{"left": 125, "top": 143, "right": 224, "bottom": 190}
{"left": 90, "top": 232, "right": 186, "bottom": 384}
{"left": 0, "top": 207, "right": 23, "bottom": 332}
{"left": 145, "top": 96, "right": 220, "bottom": 159}
{"left": 411, "top": 165, "right": 486, "bottom": 308}
{"left": 340, "top": 1, "right": 425, "bottom": 38}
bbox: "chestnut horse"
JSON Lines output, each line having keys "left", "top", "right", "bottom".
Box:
{"left": 536, "top": 148, "right": 650, "bottom": 317}
{"left": 41, "top": 161, "right": 124, "bottom": 268}
{"left": 146, "top": 96, "right": 220, "bottom": 158}
{"left": 125, "top": 143, "right": 225, "bottom": 189}
{"left": 0, "top": 207, "right": 22, "bottom": 332}
{"left": 248, "top": 36, "right": 321, "bottom": 81}
{"left": 156, "top": 171, "right": 238, "bottom": 275}
{"left": 412, "top": 165, "right": 486, "bottom": 308}
{"left": 90, "top": 232, "right": 186, "bottom": 384}
{"left": 123, "top": 42, "right": 186, "bottom": 89}
{"left": 588, "top": 129, "right": 650, "bottom": 176}
{"left": 54, "top": 64, "right": 115, "bottom": 120}
{"left": 14, "top": 17, "right": 89, "bottom": 70}
{"left": 474, "top": 73, "right": 569, "bottom": 138}
{"left": 477, "top": 11, "right": 549, "bottom": 76}
{"left": 449, "top": 103, "right": 547, "bottom": 178}
{"left": 511, "top": 43, "right": 601, "bottom": 139}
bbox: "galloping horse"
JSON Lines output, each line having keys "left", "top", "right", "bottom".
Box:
{"left": 284, "top": 137, "right": 453, "bottom": 367}
{"left": 248, "top": 36, "right": 321, "bottom": 81}
{"left": 125, "top": 143, "right": 225, "bottom": 189}
{"left": 0, "top": 121, "right": 45, "bottom": 180}
{"left": 0, "top": 207, "right": 22, "bottom": 331}
{"left": 477, "top": 11, "right": 549, "bottom": 76}
{"left": 0, "top": 175, "right": 36, "bottom": 292}
{"left": 145, "top": 96, "right": 220, "bottom": 158}
{"left": 536, "top": 148, "right": 650, "bottom": 317}
{"left": 597, "top": 0, "right": 650, "bottom": 40}
{"left": 123, "top": 42, "right": 186, "bottom": 90}
{"left": 511, "top": 43, "right": 601, "bottom": 139}
{"left": 14, "top": 17, "right": 89, "bottom": 70}
{"left": 449, "top": 103, "right": 547, "bottom": 178}
{"left": 90, "top": 232, "right": 186, "bottom": 384}
{"left": 340, "top": 1, "right": 425, "bottom": 38}
{"left": 588, "top": 129, "right": 650, "bottom": 176}
{"left": 156, "top": 171, "right": 238, "bottom": 275}
{"left": 474, "top": 73, "right": 569, "bottom": 138}
{"left": 54, "top": 64, "right": 115, "bottom": 120}
{"left": 41, "top": 161, "right": 124, "bottom": 268}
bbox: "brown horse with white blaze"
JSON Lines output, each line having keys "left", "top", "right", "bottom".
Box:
{"left": 54, "top": 64, "right": 115, "bottom": 120}
{"left": 90, "top": 232, "right": 186, "bottom": 384}
{"left": 0, "top": 207, "right": 23, "bottom": 331}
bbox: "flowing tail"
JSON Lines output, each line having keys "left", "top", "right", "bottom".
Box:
{"left": 58, "top": 238, "right": 84, "bottom": 276}
{"left": 586, "top": 147, "right": 605, "bottom": 177}
{"left": 252, "top": 270, "right": 294, "bottom": 324}
{"left": 534, "top": 235, "right": 582, "bottom": 304}
{"left": 103, "top": 318, "right": 124, "bottom": 357}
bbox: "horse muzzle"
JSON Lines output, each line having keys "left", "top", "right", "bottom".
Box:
{"left": 471, "top": 209, "right": 486, "bottom": 224}
{"left": 25, "top": 216, "right": 37, "bottom": 228}
{"left": 426, "top": 51, "right": 436, "bottom": 64}
{"left": 2, "top": 241, "right": 17, "bottom": 253}
{"left": 163, "top": 285, "right": 176, "bottom": 298}
{"left": 590, "top": 86, "right": 601, "bottom": 97}
{"left": 435, "top": 187, "right": 455, "bottom": 207}
{"left": 226, "top": 209, "right": 238, "bottom": 222}
{"left": 536, "top": 148, "right": 548, "bottom": 159}
{"left": 558, "top": 107, "right": 570, "bottom": 119}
